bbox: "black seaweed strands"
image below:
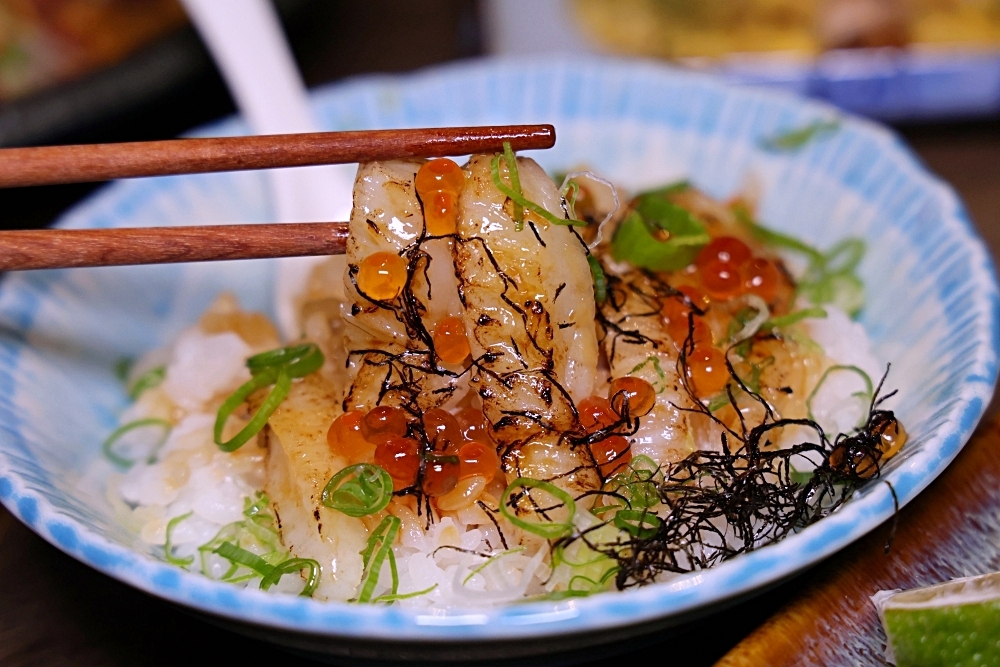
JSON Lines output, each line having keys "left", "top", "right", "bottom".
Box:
{"left": 559, "top": 268, "right": 902, "bottom": 589}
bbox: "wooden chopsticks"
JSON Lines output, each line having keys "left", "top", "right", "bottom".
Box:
{"left": 0, "top": 124, "right": 555, "bottom": 271}
{"left": 0, "top": 223, "right": 349, "bottom": 271}
{"left": 0, "top": 124, "right": 554, "bottom": 188}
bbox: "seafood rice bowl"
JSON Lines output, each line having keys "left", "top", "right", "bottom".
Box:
{"left": 105, "top": 146, "right": 908, "bottom": 608}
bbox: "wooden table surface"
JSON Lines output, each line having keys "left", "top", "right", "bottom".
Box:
{"left": 1, "top": 121, "right": 999, "bottom": 666}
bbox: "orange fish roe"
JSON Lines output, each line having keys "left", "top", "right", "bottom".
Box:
{"left": 326, "top": 410, "right": 373, "bottom": 463}
{"left": 374, "top": 437, "right": 421, "bottom": 490}
{"left": 661, "top": 285, "right": 712, "bottom": 345}
{"left": 696, "top": 236, "right": 752, "bottom": 269}
{"left": 433, "top": 316, "right": 471, "bottom": 364}
{"left": 357, "top": 251, "right": 407, "bottom": 301}
{"left": 415, "top": 158, "right": 465, "bottom": 197}
{"left": 422, "top": 453, "right": 461, "bottom": 497}
{"left": 590, "top": 435, "right": 632, "bottom": 477}
{"left": 423, "top": 407, "right": 464, "bottom": 452}
{"left": 699, "top": 259, "right": 744, "bottom": 300}
{"left": 361, "top": 406, "right": 409, "bottom": 444}
{"left": 416, "top": 158, "right": 464, "bottom": 237}
{"left": 741, "top": 257, "right": 782, "bottom": 303}
{"left": 577, "top": 395, "right": 617, "bottom": 432}
{"left": 609, "top": 376, "right": 657, "bottom": 417}
{"left": 687, "top": 345, "right": 729, "bottom": 397}
{"left": 457, "top": 441, "right": 499, "bottom": 482}
{"left": 424, "top": 190, "right": 459, "bottom": 236}
{"left": 455, "top": 407, "right": 491, "bottom": 442}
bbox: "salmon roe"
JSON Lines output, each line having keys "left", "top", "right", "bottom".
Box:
{"left": 357, "top": 252, "right": 407, "bottom": 301}
{"left": 361, "top": 406, "right": 409, "bottom": 444}
{"left": 433, "top": 316, "right": 471, "bottom": 364}
{"left": 879, "top": 420, "right": 908, "bottom": 459}
{"left": 424, "top": 190, "right": 459, "bottom": 236}
{"left": 415, "top": 158, "right": 465, "bottom": 197}
{"left": 741, "top": 257, "right": 782, "bottom": 303}
{"left": 457, "top": 441, "right": 499, "bottom": 482}
{"left": 423, "top": 407, "right": 464, "bottom": 452}
{"left": 699, "top": 259, "right": 744, "bottom": 300}
{"left": 696, "top": 236, "right": 752, "bottom": 269}
{"left": 577, "top": 395, "right": 617, "bottom": 432}
{"left": 687, "top": 345, "right": 729, "bottom": 396}
{"left": 422, "top": 453, "right": 461, "bottom": 497}
{"left": 455, "top": 407, "right": 491, "bottom": 442}
{"left": 609, "top": 376, "right": 657, "bottom": 417}
{"left": 416, "top": 159, "right": 464, "bottom": 237}
{"left": 661, "top": 286, "right": 712, "bottom": 346}
{"left": 374, "top": 437, "right": 421, "bottom": 489}
{"left": 591, "top": 435, "right": 632, "bottom": 477}
{"left": 327, "top": 410, "right": 372, "bottom": 462}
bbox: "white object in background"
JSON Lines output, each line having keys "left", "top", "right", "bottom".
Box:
{"left": 482, "top": 0, "right": 594, "bottom": 54}
{"left": 181, "top": 0, "right": 354, "bottom": 337}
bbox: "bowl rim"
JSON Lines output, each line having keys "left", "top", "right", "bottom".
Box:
{"left": 0, "top": 53, "right": 997, "bottom": 644}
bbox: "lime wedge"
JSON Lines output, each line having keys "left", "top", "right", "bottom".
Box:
{"left": 873, "top": 572, "right": 1000, "bottom": 666}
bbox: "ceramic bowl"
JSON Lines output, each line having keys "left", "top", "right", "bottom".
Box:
{"left": 0, "top": 56, "right": 996, "bottom": 663}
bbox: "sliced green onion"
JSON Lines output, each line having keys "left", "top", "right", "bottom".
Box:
{"left": 807, "top": 365, "right": 874, "bottom": 429}
{"left": 561, "top": 179, "right": 580, "bottom": 220}
{"left": 587, "top": 255, "right": 607, "bottom": 304}
{"left": 503, "top": 141, "right": 524, "bottom": 230}
{"left": 102, "top": 417, "right": 172, "bottom": 468}
{"left": 629, "top": 355, "right": 667, "bottom": 393}
{"left": 760, "top": 120, "right": 840, "bottom": 152}
{"left": 372, "top": 584, "right": 438, "bottom": 603}
{"left": 613, "top": 508, "right": 663, "bottom": 539}
{"left": 733, "top": 205, "right": 867, "bottom": 316}
{"left": 500, "top": 478, "right": 576, "bottom": 540}
{"left": 321, "top": 464, "right": 393, "bottom": 517}
{"left": 462, "top": 547, "right": 526, "bottom": 585}
{"left": 215, "top": 344, "right": 325, "bottom": 452}
{"left": 490, "top": 151, "right": 585, "bottom": 230}
{"left": 127, "top": 365, "right": 166, "bottom": 400}
{"left": 604, "top": 455, "right": 661, "bottom": 509}
{"left": 246, "top": 343, "right": 323, "bottom": 377}
{"left": 762, "top": 307, "right": 828, "bottom": 331}
{"left": 260, "top": 558, "right": 321, "bottom": 597}
{"left": 214, "top": 367, "right": 289, "bottom": 452}
{"left": 164, "top": 512, "right": 194, "bottom": 567}
{"left": 213, "top": 541, "right": 274, "bottom": 575}
{"left": 568, "top": 564, "right": 619, "bottom": 592}
{"left": 822, "top": 238, "right": 866, "bottom": 275}
{"left": 357, "top": 515, "right": 401, "bottom": 603}
{"left": 610, "top": 194, "right": 710, "bottom": 271}
{"left": 733, "top": 205, "right": 824, "bottom": 263}
{"left": 243, "top": 492, "right": 271, "bottom": 518}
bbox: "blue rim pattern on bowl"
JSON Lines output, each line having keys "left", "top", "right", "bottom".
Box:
{"left": 0, "top": 56, "right": 996, "bottom": 642}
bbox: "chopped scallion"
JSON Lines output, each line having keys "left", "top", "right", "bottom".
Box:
{"left": 762, "top": 307, "right": 828, "bottom": 331}
{"left": 321, "top": 463, "right": 393, "bottom": 517}
{"left": 500, "top": 478, "right": 576, "bottom": 540}
{"left": 164, "top": 512, "right": 194, "bottom": 567}
{"left": 260, "top": 558, "right": 321, "bottom": 597}
{"left": 102, "top": 417, "right": 172, "bottom": 468}
{"left": 356, "top": 515, "right": 401, "bottom": 603}
{"left": 490, "top": 145, "right": 586, "bottom": 230}
{"left": 613, "top": 508, "right": 663, "bottom": 539}
{"left": 127, "top": 365, "right": 166, "bottom": 400}
{"left": 214, "top": 344, "right": 324, "bottom": 452}
{"left": 587, "top": 255, "right": 607, "bottom": 304}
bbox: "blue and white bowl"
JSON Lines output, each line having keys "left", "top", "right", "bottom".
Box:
{"left": 0, "top": 56, "right": 995, "bottom": 662}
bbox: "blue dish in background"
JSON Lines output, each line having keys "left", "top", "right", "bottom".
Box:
{"left": 0, "top": 56, "right": 995, "bottom": 662}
